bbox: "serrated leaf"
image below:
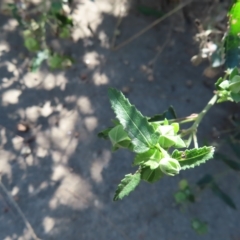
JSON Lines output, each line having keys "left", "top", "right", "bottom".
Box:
{"left": 113, "top": 173, "right": 141, "bottom": 201}
{"left": 108, "top": 88, "right": 159, "bottom": 153}
{"left": 133, "top": 148, "right": 161, "bottom": 166}
{"left": 215, "top": 152, "right": 240, "bottom": 171}
{"left": 211, "top": 182, "right": 237, "bottom": 209}
{"left": 141, "top": 166, "right": 164, "bottom": 183}
{"left": 148, "top": 106, "right": 177, "bottom": 122}
{"left": 171, "top": 146, "right": 215, "bottom": 170}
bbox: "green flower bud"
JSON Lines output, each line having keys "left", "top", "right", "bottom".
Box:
{"left": 159, "top": 157, "right": 181, "bottom": 176}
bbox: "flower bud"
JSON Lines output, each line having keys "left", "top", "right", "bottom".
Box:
{"left": 159, "top": 158, "right": 181, "bottom": 176}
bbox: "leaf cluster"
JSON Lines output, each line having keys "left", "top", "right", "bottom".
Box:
{"left": 98, "top": 88, "right": 215, "bottom": 201}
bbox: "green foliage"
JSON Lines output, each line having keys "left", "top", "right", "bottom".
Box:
{"left": 6, "top": 0, "right": 74, "bottom": 72}
{"left": 191, "top": 219, "right": 208, "bottom": 235}
{"left": 113, "top": 172, "right": 141, "bottom": 201}
{"left": 108, "top": 88, "right": 159, "bottom": 153}
{"left": 224, "top": 0, "right": 240, "bottom": 68}
{"left": 174, "top": 179, "right": 195, "bottom": 204}
{"left": 100, "top": 88, "right": 217, "bottom": 200}
{"left": 172, "top": 147, "right": 214, "bottom": 170}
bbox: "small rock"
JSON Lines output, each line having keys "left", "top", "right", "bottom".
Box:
{"left": 17, "top": 123, "right": 29, "bottom": 132}
{"left": 20, "top": 145, "right": 31, "bottom": 156}
{"left": 148, "top": 75, "right": 154, "bottom": 81}
{"left": 122, "top": 86, "right": 131, "bottom": 94}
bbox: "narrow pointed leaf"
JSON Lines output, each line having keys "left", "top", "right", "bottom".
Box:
{"left": 171, "top": 146, "right": 215, "bottom": 170}
{"left": 148, "top": 106, "right": 177, "bottom": 122}
{"left": 108, "top": 88, "right": 159, "bottom": 153}
{"left": 211, "top": 183, "right": 237, "bottom": 209}
{"left": 113, "top": 172, "right": 141, "bottom": 201}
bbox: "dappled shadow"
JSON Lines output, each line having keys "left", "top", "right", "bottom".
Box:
{"left": 0, "top": 0, "right": 240, "bottom": 240}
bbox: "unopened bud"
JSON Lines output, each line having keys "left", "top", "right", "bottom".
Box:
{"left": 159, "top": 158, "right": 181, "bottom": 176}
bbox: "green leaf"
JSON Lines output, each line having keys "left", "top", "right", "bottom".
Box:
{"left": 171, "top": 146, "right": 215, "bottom": 170}
{"left": 47, "top": 53, "right": 74, "bottom": 70}
{"left": 229, "top": 75, "right": 240, "bottom": 93}
{"left": 113, "top": 172, "right": 141, "bottom": 201}
{"left": 133, "top": 149, "right": 161, "bottom": 166}
{"left": 230, "top": 67, "right": 239, "bottom": 80}
{"left": 211, "top": 182, "right": 237, "bottom": 209}
{"left": 174, "top": 191, "right": 187, "bottom": 204}
{"left": 230, "top": 92, "right": 240, "bottom": 102}
{"left": 97, "top": 127, "right": 113, "bottom": 139}
{"left": 31, "top": 50, "right": 49, "bottom": 72}
{"left": 59, "top": 26, "right": 71, "bottom": 38}
{"left": 144, "top": 160, "right": 159, "bottom": 170}
{"left": 24, "top": 37, "right": 40, "bottom": 52}
{"left": 215, "top": 152, "right": 240, "bottom": 171}
{"left": 171, "top": 123, "right": 179, "bottom": 134}
{"left": 159, "top": 135, "right": 175, "bottom": 148}
{"left": 50, "top": 2, "right": 63, "bottom": 13}
{"left": 55, "top": 13, "right": 73, "bottom": 26}
{"left": 224, "top": 1, "right": 240, "bottom": 68}
{"left": 191, "top": 219, "right": 208, "bottom": 235}
{"left": 108, "top": 88, "right": 159, "bottom": 153}
{"left": 108, "top": 125, "right": 131, "bottom": 149}
{"left": 141, "top": 166, "right": 164, "bottom": 183}
{"left": 179, "top": 179, "right": 188, "bottom": 190}
{"left": 148, "top": 106, "right": 177, "bottom": 122}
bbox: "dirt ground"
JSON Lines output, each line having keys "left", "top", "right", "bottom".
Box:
{"left": 0, "top": 0, "right": 240, "bottom": 239}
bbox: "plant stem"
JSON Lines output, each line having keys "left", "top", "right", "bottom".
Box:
{"left": 191, "top": 94, "right": 218, "bottom": 130}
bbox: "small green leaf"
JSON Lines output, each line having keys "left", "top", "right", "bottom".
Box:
{"left": 172, "top": 146, "right": 215, "bottom": 170}
{"left": 229, "top": 67, "right": 239, "bottom": 80}
{"left": 211, "top": 182, "right": 237, "bottom": 209}
{"left": 174, "top": 191, "right": 187, "bottom": 204}
{"left": 47, "top": 53, "right": 74, "bottom": 70}
{"left": 179, "top": 179, "right": 188, "bottom": 190}
{"left": 24, "top": 37, "right": 40, "bottom": 52}
{"left": 108, "top": 125, "right": 131, "bottom": 148}
{"left": 133, "top": 149, "right": 161, "bottom": 166}
{"left": 148, "top": 106, "right": 177, "bottom": 122}
{"left": 113, "top": 172, "right": 141, "bottom": 201}
{"left": 174, "top": 136, "right": 186, "bottom": 148}
{"left": 219, "top": 80, "right": 230, "bottom": 89}
{"left": 59, "top": 26, "right": 71, "bottom": 38}
{"left": 229, "top": 75, "right": 240, "bottom": 93}
{"left": 144, "top": 160, "right": 159, "bottom": 170}
{"left": 159, "top": 135, "right": 175, "bottom": 148}
{"left": 108, "top": 88, "right": 159, "bottom": 153}
{"left": 215, "top": 152, "right": 240, "bottom": 171}
{"left": 55, "top": 13, "right": 73, "bottom": 27}
{"left": 141, "top": 166, "right": 164, "bottom": 183}
{"left": 191, "top": 219, "right": 208, "bottom": 235}
{"left": 98, "top": 127, "right": 114, "bottom": 139}
{"left": 171, "top": 123, "right": 179, "bottom": 134}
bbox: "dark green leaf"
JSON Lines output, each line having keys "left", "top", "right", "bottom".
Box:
{"left": 113, "top": 172, "right": 141, "bottom": 201}
{"left": 55, "top": 13, "right": 73, "bottom": 26}
{"left": 108, "top": 88, "right": 159, "bottom": 153}
{"left": 211, "top": 182, "right": 237, "bottom": 209}
{"left": 97, "top": 127, "right": 113, "bottom": 139}
{"left": 141, "top": 166, "right": 163, "bottom": 183}
{"left": 148, "top": 106, "right": 177, "bottom": 122}
{"left": 215, "top": 152, "right": 240, "bottom": 171}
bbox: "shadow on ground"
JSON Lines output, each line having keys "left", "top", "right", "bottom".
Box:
{"left": 0, "top": 0, "right": 239, "bottom": 240}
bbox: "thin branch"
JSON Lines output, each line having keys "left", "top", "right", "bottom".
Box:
{"left": 0, "top": 178, "right": 41, "bottom": 240}
{"left": 113, "top": 0, "right": 193, "bottom": 51}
